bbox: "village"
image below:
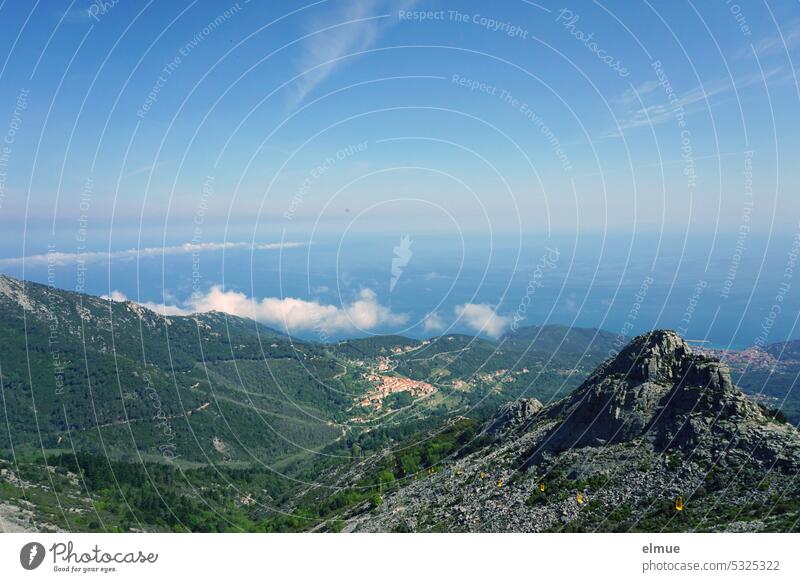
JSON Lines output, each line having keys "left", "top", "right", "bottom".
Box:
{"left": 357, "top": 372, "right": 437, "bottom": 411}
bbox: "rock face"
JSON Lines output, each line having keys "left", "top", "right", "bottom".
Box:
{"left": 542, "top": 331, "right": 741, "bottom": 449}
{"left": 537, "top": 330, "right": 797, "bottom": 469}
{"left": 485, "top": 398, "right": 543, "bottom": 436}
{"left": 344, "top": 330, "right": 800, "bottom": 532}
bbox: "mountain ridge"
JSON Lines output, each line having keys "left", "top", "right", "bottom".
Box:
{"left": 0, "top": 273, "right": 616, "bottom": 464}
{"left": 2, "top": 275, "right": 800, "bottom": 532}
{"left": 342, "top": 330, "right": 800, "bottom": 532}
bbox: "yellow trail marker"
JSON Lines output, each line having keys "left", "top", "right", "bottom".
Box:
{"left": 539, "top": 482, "right": 546, "bottom": 492}
{"left": 576, "top": 492, "right": 584, "bottom": 505}
{"left": 675, "top": 496, "right": 684, "bottom": 511}
{"left": 497, "top": 480, "right": 504, "bottom": 488}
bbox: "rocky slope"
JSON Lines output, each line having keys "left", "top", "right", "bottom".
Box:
{"left": 343, "top": 331, "right": 800, "bottom": 532}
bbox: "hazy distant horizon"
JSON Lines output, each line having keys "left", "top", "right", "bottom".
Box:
{"left": 1, "top": 228, "right": 797, "bottom": 351}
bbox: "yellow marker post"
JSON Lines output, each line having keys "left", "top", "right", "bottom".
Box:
{"left": 497, "top": 479, "right": 504, "bottom": 488}
{"left": 576, "top": 492, "right": 584, "bottom": 505}
{"left": 675, "top": 496, "right": 683, "bottom": 511}
{"left": 539, "top": 482, "right": 546, "bottom": 493}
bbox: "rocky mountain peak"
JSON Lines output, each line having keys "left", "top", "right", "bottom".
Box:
{"left": 593, "top": 329, "right": 699, "bottom": 385}
{"left": 537, "top": 330, "right": 756, "bottom": 454}
{"left": 355, "top": 331, "right": 800, "bottom": 534}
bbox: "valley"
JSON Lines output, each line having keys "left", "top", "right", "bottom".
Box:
{"left": 1, "top": 274, "right": 799, "bottom": 533}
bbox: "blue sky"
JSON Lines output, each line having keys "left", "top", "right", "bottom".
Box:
{"left": 1, "top": 0, "right": 798, "bottom": 238}
{"left": 1, "top": 1, "right": 800, "bottom": 343}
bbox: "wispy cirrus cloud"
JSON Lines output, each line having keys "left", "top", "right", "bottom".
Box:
{"left": 122, "top": 160, "right": 172, "bottom": 179}
{"left": 740, "top": 20, "right": 800, "bottom": 59}
{"left": 0, "top": 241, "right": 304, "bottom": 268}
{"left": 612, "top": 66, "right": 789, "bottom": 135}
{"left": 290, "top": 0, "right": 418, "bottom": 107}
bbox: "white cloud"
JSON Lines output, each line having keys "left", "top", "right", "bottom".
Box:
{"left": 562, "top": 295, "right": 579, "bottom": 313}
{"left": 454, "top": 303, "right": 510, "bottom": 338}
{"left": 0, "top": 241, "right": 304, "bottom": 268}
{"left": 107, "top": 286, "right": 406, "bottom": 334}
{"left": 104, "top": 290, "right": 128, "bottom": 303}
{"left": 104, "top": 291, "right": 191, "bottom": 316}
{"left": 423, "top": 311, "right": 445, "bottom": 333}
{"left": 196, "top": 287, "right": 406, "bottom": 333}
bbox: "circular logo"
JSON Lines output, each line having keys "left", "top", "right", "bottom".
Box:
{"left": 19, "top": 542, "right": 46, "bottom": 570}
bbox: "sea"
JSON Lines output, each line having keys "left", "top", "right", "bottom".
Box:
{"left": 2, "top": 224, "right": 799, "bottom": 351}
